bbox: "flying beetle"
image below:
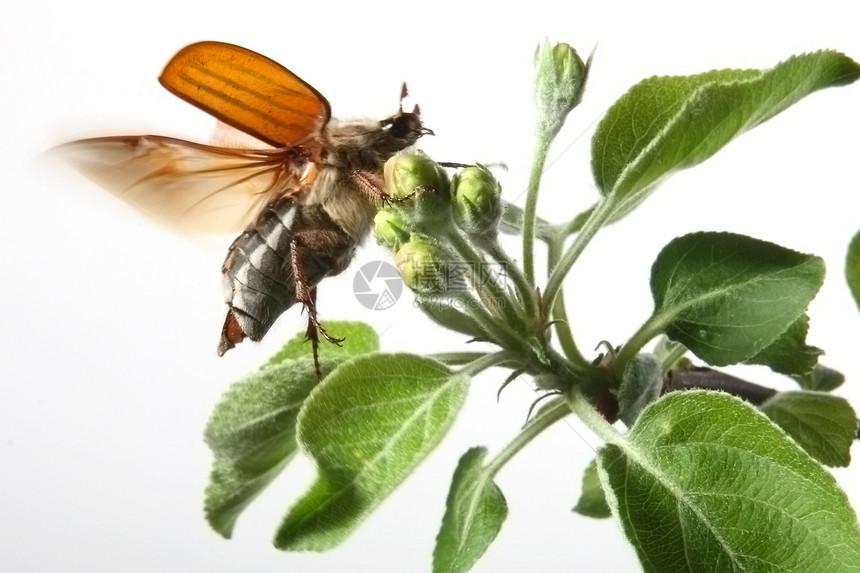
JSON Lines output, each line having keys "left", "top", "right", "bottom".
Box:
{"left": 59, "top": 41, "right": 433, "bottom": 375}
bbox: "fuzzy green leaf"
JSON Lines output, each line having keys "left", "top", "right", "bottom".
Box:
{"left": 761, "top": 391, "right": 857, "bottom": 467}
{"left": 276, "top": 353, "right": 468, "bottom": 550}
{"left": 847, "top": 227, "right": 860, "bottom": 313}
{"left": 650, "top": 232, "right": 824, "bottom": 366}
{"left": 433, "top": 447, "right": 507, "bottom": 573}
{"left": 791, "top": 364, "right": 845, "bottom": 392}
{"left": 599, "top": 391, "right": 860, "bottom": 572}
{"left": 264, "top": 321, "right": 379, "bottom": 368}
{"left": 592, "top": 51, "right": 860, "bottom": 218}
{"left": 744, "top": 314, "right": 822, "bottom": 375}
{"left": 573, "top": 458, "right": 611, "bottom": 519}
{"left": 204, "top": 359, "right": 317, "bottom": 538}
{"left": 204, "top": 322, "right": 379, "bottom": 538}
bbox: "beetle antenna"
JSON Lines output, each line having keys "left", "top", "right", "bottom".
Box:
{"left": 399, "top": 82, "right": 409, "bottom": 112}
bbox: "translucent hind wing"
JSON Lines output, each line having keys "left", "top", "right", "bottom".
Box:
{"left": 57, "top": 135, "right": 308, "bottom": 233}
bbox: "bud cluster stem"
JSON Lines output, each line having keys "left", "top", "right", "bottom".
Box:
{"left": 456, "top": 350, "right": 523, "bottom": 379}
{"left": 478, "top": 235, "right": 538, "bottom": 319}
{"left": 435, "top": 290, "right": 526, "bottom": 353}
{"left": 521, "top": 141, "right": 551, "bottom": 287}
{"left": 443, "top": 228, "right": 528, "bottom": 332}
{"left": 546, "top": 233, "right": 588, "bottom": 366}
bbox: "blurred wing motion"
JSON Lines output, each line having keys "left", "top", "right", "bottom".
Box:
{"left": 159, "top": 41, "right": 331, "bottom": 151}
{"left": 58, "top": 41, "right": 335, "bottom": 234}
{"left": 58, "top": 136, "right": 309, "bottom": 233}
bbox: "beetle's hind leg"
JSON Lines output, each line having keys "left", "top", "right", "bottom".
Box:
{"left": 290, "top": 229, "right": 349, "bottom": 378}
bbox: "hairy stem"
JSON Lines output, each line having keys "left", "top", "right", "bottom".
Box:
{"left": 485, "top": 396, "right": 570, "bottom": 477}
{"left": 660, "top": 342, "right": 689, "bottom": 371}
{"left": 547, "top": 232, "right": 588, "bottom": 367}
{"left": 566, "top": 389, "right": 625, "bottom": 447}
{"left": 480, "top": 236, "right": 537, "bottom": 319}
{"left": 612, "top": 313, "right": 669, "bottom": 380}
{"left": 522, "top": 140, "right": 551, "bottom": 285}
{"left": 445, "top": 228, "right": 526, "bottom": 331}
{"left": 430, "top": 352, "right": 490, "bottom": 366}
{"left": 458, "top": 350, "right": 523, "bottom": 378}
{"left": 445, "top": 290, "right": 529, "bottom": 356}
{"left": 543, "top": 196, "right": 617, "bottom": 316}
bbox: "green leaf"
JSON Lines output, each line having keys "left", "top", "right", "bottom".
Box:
{"left": 499, "top": 201, "right": 555, "bottom": 241}
{"left": 791, "top": 363, "right": 845, "bottom": 392}
{"left": 592, "top": 51, "right": 860, "bottom": 217}
{"left": 204, "top": 358, "right": 318, "bottom": 538}
{"left": 264, "top": 320, "right": 380, "bottom": 367}
{"left": 276, "top": 353, "right": 469, "bottom": 550}
{"left": 847, "top": 227, "right": 860, "bottom": 313}
{"left": 204, "top": 322, "right": 379, "bottom": 538}
{"left": 618, "top": 353, "right": 664, "bottom": 426}
{"left": 761, "top": 391, "right": 857, "bottom": 467}
{"left": 419, "top": 298, "right": 488, "bottom": 340}
{"left": 744, "top": 314, "right": 822, "bottom": 375}
{"left": 650, "top": 232, "right": 825, "bottom": 366}
{"left": 433, "top": 447, "right": 507, "bottom": 573}
{"left": 599, "top": 391, "right": 860, "bottom": 572}
{"left": 573, "top": 458, "right": 610, "bottom": 519}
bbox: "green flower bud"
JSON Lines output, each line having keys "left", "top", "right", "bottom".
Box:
{"left": 451, "top": 165, "right": 502, "bottom": 237}
{"left": 533, "top": 40, "right": 589, "bottom": 138}
{"left": 373, "top": 209, "right": 411, "bottom": 252}
{"left": 384, "top": 152, "right": 451, "bottom": 231}
{"left": 395, "top": 238, "right": 448, "bottom": 295}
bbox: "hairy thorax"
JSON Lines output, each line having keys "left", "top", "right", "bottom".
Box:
{"left": 298, "top": 118, "right": 402, "bottom": 240}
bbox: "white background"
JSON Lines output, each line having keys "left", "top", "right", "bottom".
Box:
{"left": 3, "top": 1, "right": 860, "bottom": 571}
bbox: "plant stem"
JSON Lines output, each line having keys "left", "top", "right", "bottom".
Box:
{"left": 566, "top": 389, "right": 625, "bottom": 447}
{"left": 543, "top": 196, "right": 617, "bottom": 317}
{"left": 430, "top": 352, "right": 489, "bottom": 366}
{"left": 561, "top": 203, "right": 595, "bottom": 237}
{"left": 660, "top": 342, "right": 689, "bottom": 371}
{"left": 458, "top": 350, "right": 522, "bottom": 378}
{"left": 522, "top": 139, "right": 551, "bottom": 286}
{"left": 612, "top": 315, "right": 665, "bottom": 379}
{"left": 481, "top": 236, "right": 537, "bottom": 318}
{"left": 666, "top": 368, "right": 777, "bottom": 405}
{"left": 485, "top": 396, "right": 570, "bottom": 477}
{"left": 445, "top": 228, "right": 526, "bottom": 331}
{"left": 547, "top": 232, "right": 588, "bottom": 367}
{"left": 449, "top": 290, "right": 527, "bottom": 355}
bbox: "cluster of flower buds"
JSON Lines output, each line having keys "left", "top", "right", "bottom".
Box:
{"left": 376, "top": 153, "right": 504, "bottom": 294}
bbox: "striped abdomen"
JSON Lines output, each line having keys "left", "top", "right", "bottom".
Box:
{"left": 217, "top": 195, "right": 356, "bottom": 355}
{"left": 218, "top": 196, "right": 298, "bottom": 355}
